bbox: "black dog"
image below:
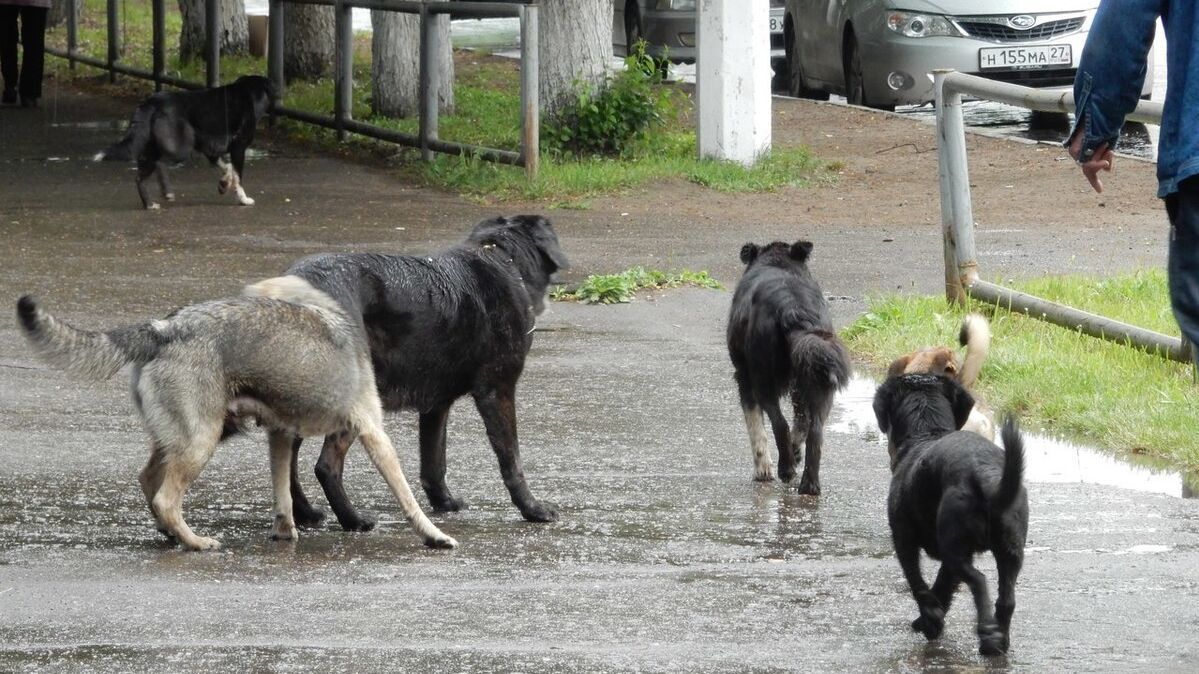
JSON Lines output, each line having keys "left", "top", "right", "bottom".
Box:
{"left": 94, "top": 75, "right": 276, "bottom": 210}
{"left": 285, "top": 215, "right": 568, "bottom": 530}
{"left": 873, "top": 374, "right": 1028, "bottom": 656}
{"left": 726, "top": 240, "right": 850, "bottom": 494}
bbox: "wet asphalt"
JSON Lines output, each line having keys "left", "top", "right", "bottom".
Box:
{"left": 2, "top": 88, "right": 1199, "bottom": 673}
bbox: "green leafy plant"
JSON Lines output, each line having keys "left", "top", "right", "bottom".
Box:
{"left": 542, "top": 41, "right": 673, "bottom": 158}
{"left": 555, "top": 267, "right": 723, "bottom": 305}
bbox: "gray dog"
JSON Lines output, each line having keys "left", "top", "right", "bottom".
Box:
{"left": 16, "top": 276, "right": 456, "bottom": 552}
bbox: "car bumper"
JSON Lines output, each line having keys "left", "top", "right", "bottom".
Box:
{"left": 857, "top": 28, "right": 1153, "bottom": 107}
{"left": 640, "top": 9, "right": 785, "bottom": 64}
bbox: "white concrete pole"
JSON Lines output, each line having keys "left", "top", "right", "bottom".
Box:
{"left": 696, "top": 0, "right": 772, "bottom": 166}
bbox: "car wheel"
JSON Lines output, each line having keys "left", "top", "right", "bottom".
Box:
{"left": 786, "top": 24, "right": 829, "bottom": 101}
{"left": 843, "top": 32, "right": 893, "bottom": 111}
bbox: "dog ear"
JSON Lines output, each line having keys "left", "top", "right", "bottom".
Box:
{"left": 526, "top": 216, "right": 569, "bottom": 270}
{"left": 872, "top": 378, "right": 896, "bottom": 435}
{"left": 886, "top": 354, "right": 912, "bottom": 378}
{"left": 739, "top": 243, "right": 760, "bottom": 265}
{"left": 941, "top": 376, "right": 976, "bottom": 430}
{"left": 790, "top": 240, "right": 814, "bottom": 262}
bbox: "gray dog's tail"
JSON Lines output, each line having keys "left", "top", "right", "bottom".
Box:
{"left": 94, "top": 100, "right": 157, "bottom": 162}
{"left": 789, "top": 329, "right": 851, "bottom": 393}
{"left": 994, "top": 416, "right": 1025, "bottom": 514}
{"left": 16, "top": 296, "right": 165, "bottom": 380}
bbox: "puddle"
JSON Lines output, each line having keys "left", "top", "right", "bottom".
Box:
{"left": 832, "top": 374, "right": 1199, "bottom": 499}
{"left": 47, "top": 120, "right": 127, "bottom": 131}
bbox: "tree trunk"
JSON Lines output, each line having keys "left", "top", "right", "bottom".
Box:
{"left": 46, "top": 0, "right": 81, "bottom": 30}
{"left": 539, "top": 0, "right": 612, "bottom": 117}
{"left": 177, "top": 0, "right": 250, "bottom": 63}
{"left": 370, "top": 1, "right": 453, "bottom": 118}
{"left": 284, "top": 4, "right": 335, "bottom": 82}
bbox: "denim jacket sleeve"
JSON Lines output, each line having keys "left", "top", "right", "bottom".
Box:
{"left": 1068, "top": 0, "right": 1164, "bottom": 161}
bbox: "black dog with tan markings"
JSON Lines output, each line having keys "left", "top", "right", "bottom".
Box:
{"left": 873, "top": 373, "right": 1028, "bottom": 656}
{"left": 95, "top": 75, "right": 276, "bottom": 210}
{"left": 285, "top": 215, "right": 568, "bottom": 530}
{"left": 726, "top": 240, "right": 850, "bottom": 494}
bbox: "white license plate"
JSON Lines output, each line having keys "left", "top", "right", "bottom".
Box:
{"left": 979, "top": 45, "right": 1071, "bottom": 70}
{"left": 769, "top": 13, "right": 783, "bottom": 33}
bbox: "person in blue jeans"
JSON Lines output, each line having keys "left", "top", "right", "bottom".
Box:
{"left": 0, "top": 0, "right": 49, "bottom": 107}
{"left": 1067, "top": 0, "right": 1199, "bottom": 354}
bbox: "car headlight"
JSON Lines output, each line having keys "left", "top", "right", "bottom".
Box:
{"left": 657, "top": 0, "right": 696, "bottom": 10}
{"left": 885, "top": 11, "right": 959, "bottom": 38}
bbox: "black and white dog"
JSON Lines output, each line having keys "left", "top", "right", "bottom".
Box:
{"left": 726, "top": 240, "right": 850, "bottom": 494}
{"left": 95, "top": 75, "right": 277, "bottom": 210}
{"left": 873, "top": 374, "right": 1028, "bottom": 656}
{"left": 285, "top": 215, "right": 569, "bottom": 530}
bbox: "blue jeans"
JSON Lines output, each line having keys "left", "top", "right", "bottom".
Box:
{"left": 1167, "top": 177, "right": 1199, "bottom": 351}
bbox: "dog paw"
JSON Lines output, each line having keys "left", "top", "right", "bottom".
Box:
{"left": 521, "top": 501, "right": 559, "bottom": 523}
{"left": 145, "top": 202, "right": 161, "bottom": 211}
{"left": 218, "top": 179, "right": 230, "bottom": 194}
{"left": 778, "top": 466, "right": 796, "bottom": 483}
{"left": 183, "top": 536, "right": 222, "bottom": 552}
{"left": 270, "top": 515, "right": 298, "bottom": 541}
{"left": 752, "top": 466, "right": 775, "bottom": 482}
{"left": 237, "top": 194, "right": 255, "bottom": 206}
{"left": 911, "top": 611, "right": 945, "bottom": 640}
{"left": 293, "top": 505, "right": 326, "bottom": 528}
{"left": 163, "top": 192, "right": 176, "bottom": 202}
{"left": 796, "top": 478, "right": 821, "bottom": 496}
{"left": 430, "top": 495, "right": 466, "bottom": 513}
{"left": 339, "top": 514, "right": 377, "bottom": 532}
{"left": 978, "top": 624, "right": 1007, "bottom": 656}
{"left": 424, "top": 534, "right": 458, "bottom": 550}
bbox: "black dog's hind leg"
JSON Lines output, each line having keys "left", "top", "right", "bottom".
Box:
{"left": 227, "top": 145, "right": 254, "bottom": 205}
{"left": 894, "top": 529, "right": 945, "bottom": 641}
{"left": 943, "top": 550, "right": 1004, "bottom": 656}
{"left": 155, "top": 161, "right": 174, "bottom": 202}
{"left": 736, "top": 371, "right": 774, "bottom": 481}
{"left": 796, "top": 394, "right": 833, "bottom": 495}
{"left": 474, "top": 385, "right": 558, "bottom": 522}
{"left": 420, "top": 404, "right": 465, "bottom": 512}
{"left": 911, "top": 565, "right": 960, "bottom": 639}
{"left": 288, "top": 436, "right": 326, "bottom": 527}
{"left": 993, "top": 547, "right": 1023, "bottom": 653}
{"left": 314, "top": 431, "right": 376, "bottom": 531}
{"left": 761, "top": 399, "right": 794, "bottom": 482}
{"left": 136, "top": 158, "right": 159, "bottom": 210}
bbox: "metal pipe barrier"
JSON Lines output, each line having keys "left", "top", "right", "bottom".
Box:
{"left": 934, "top": 69, "right": 1186, "bottom": 362}
{"left": 44, "top": 0, "right": 539, "bottom": 177}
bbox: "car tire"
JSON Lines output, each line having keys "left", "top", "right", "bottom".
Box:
{"left": 843, "top": 32, "right": 894, "bottom": 112}
{"left": 786, "top": 23, "right": 829, "bottom": 101}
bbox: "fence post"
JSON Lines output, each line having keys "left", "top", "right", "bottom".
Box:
{"left": 934, "top": 69, "right": 978, "bottom": 305}
{"left": 519, "top": 3, "right": 539, "bottom": 179}
{"left": 66, "top": 0, "right": 77, "bottom": 70}
{"left": 334, "top": 0, "right": 353, "bottom": 140}
{"left": 205, "top": 0, "right": 219, "bottom": 87}
{"left": 106, "top": 0, "right": 118, "bottom": 83}
{"left": 418, "top": 4, "right": 439, "bottom": 162}
{"left": 152, "top": 0, "right": 165, "bottom": 91}
{"left": 268, "top": 0, "right": 285, "bottom": 98}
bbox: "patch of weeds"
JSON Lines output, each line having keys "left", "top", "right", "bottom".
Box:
{"left": 554, "top": 267, "right": 723, "bottom": 305}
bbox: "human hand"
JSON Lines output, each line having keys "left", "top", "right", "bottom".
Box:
{"left": 1068, "top": 131, "right": 1114, "bottom": 193}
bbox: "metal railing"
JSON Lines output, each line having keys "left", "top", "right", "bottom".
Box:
{"left": 45, "top": 0, "right": 540, "bottom": 177}
{"left": 933, "top": 69, "right": 1188, "bottom": 363}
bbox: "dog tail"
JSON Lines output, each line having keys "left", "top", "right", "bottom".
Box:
{"left": 16, "top": 296, "right": 165, "bottom": 380}
{"left": 789, "top": 329, "right": 851, "bottom": 392}
{"left": 958, "top": 313, "right": 991, "bottom": 389}
{"left": 94, "top": 100, "right": 157, "bottom": 162}
{"left": 993, "top": 416, "right": 1025, "bottom": 514}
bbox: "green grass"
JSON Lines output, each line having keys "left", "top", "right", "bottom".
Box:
{"left": 842, "top": 269, "right": 1199, "bottom": 468}
{"left": 553, "top": 267, "right": 724, "bottom": 305}
{"left": 44, "top": 0, "right": 834, "bottom": 202}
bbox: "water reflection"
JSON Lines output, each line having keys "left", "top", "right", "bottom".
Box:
{"left": 832, "top": 374, "right": 1199, "bottom": 499}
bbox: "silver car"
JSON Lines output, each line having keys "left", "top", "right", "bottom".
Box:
{"left": 781, "top": 0, "right": 1154, "bottom": 109}
{"left": 614, "top": 0, "right": 787, "bottom": 68}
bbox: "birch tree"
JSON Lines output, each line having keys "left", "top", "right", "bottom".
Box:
{"left": 284, "top": 5, "right": 335, "bottom": 81}
{"left": 178, "top": 0, "right": 249, "bottom": 61}
{"left": 540, "top": 0, "right": 612, "bottom": 117}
